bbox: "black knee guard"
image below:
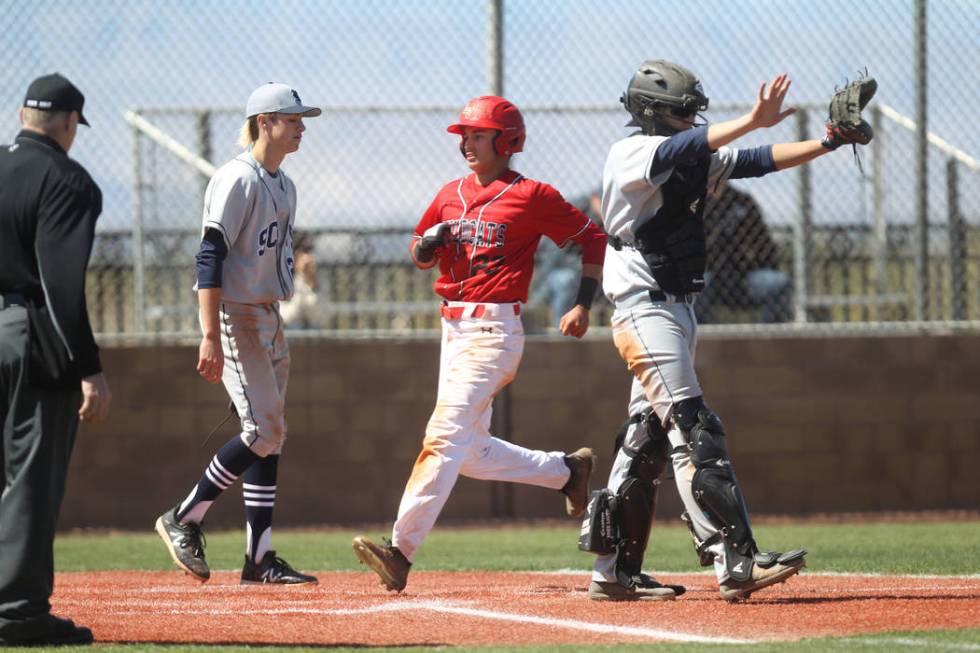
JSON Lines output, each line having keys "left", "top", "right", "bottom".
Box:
{"left": 578, "top": 413, "right": 647, "bottom": 555}
{"left": 615, "top": 413, "right": 669, "bottom": 581}
{"left": 579, "top": 412, "right": 668, "bottom": 574}
{"left": 674, "top": 397, "right": 758, "bottom": 581}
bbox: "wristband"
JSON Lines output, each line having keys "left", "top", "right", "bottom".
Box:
{"left": 574, "top": 277, "right": 599, "bottom": 310}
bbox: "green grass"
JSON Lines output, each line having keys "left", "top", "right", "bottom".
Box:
{"left": 44, "top": 521, "right": 980, "bottom": 652}
{"left": 56, "top": 520, "right": 980, "bottom": 575}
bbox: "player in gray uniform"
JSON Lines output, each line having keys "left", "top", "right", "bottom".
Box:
{"left": 580, "top": 60, "right": 868, "bottom": 602}
{"left": 155, "top": 82, "right": 320, "bottom": 585}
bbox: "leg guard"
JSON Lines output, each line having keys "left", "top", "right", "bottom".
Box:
{"left": 614, "top": 426, "right": 669, "bottom": 582}
{"left": 674, "top": 396, "right": 758, "bottom": 582}
{"left": 680, "top": 510, "right": 719, "bottom": 568}
{"left": 579, "top": 411, "right": 668, "bottom": 572}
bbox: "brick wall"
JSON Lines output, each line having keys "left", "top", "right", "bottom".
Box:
{"left": 61, "top": 334, "right": 980, "bottom": 530}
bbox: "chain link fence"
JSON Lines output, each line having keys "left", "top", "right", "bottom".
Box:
{"left": 1, "top": 0, "right": 977, "bottom": 338}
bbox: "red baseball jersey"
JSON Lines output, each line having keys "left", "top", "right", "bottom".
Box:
{"left": 413, "top": 170, "right": 606, "bottom": 302}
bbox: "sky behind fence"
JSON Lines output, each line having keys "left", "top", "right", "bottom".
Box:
{"left": 1, "top": 0, "right": 976, "bottom": 231}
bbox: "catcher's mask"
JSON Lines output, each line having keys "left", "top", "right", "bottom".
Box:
{"left": 622, "top": 60, "right": 710, "bottom": 135}
{"left": 448, "top": 95, "right": 526, "bottom": 156}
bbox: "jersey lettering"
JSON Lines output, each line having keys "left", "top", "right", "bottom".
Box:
{"left": 495, "top": 223, "right": 507, "bottom": 247}
{"left": 472, "top": 254, "right": 505, "bottom": 276}
{"left": 446, "top": 218, "right": 507, "bottom": 249}
{"left": 257, "top": 220, "right": 279, "bottom": 256}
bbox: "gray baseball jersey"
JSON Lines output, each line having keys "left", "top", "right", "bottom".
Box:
{"left": 600, "top": 133, "right": 737, "bottom": 304}
{"left": 199, "top": 151, "right": 296, "bottom": 304}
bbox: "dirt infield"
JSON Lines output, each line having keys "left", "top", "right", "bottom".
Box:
{"left": 53, "top": 570, "right": 980, "bottom": 646}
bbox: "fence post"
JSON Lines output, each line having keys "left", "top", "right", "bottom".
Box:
{"left": 486, "top": 0, "right": 513, "bottom": 518}
{"left": 486, "top": 0, "right": 504, "bottom": 96}
{"left": 914, "top": 0, "right": 929, "bottom": 321}
{"left": 131, "top": 120, "right": 146, "bottom": 334}
{"left": 947, "top": 158, "right": 966, "bottom": 321}
{"left": 793, "top": 109, "right": 811, "bottom": 323}
{"left": 870, "top": 105, "right": 887, "bottom": 321}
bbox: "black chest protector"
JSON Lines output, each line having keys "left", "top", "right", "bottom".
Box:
{"left": 633, "top": 155, "right": 710, "bottom": 295}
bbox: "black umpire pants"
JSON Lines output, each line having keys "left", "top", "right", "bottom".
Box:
{"left": 0, "top": 304, "right": 81, "bottom": 623}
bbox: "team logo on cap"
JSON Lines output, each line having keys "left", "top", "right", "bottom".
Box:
{"left": 461, "top": 104, "right": 482, "bottom": 120}
{"left": 291, "top": 90, "right": 302, "bottom": 106}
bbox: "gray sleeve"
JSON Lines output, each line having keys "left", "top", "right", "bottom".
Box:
{"left": 707, "top": 146, "right": 738, "bottom": 194}
{"left": 203, "top": 165, "right": 256, "bottom": 249}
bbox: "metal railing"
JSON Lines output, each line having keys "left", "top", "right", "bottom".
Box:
{"left": 106, "top": 99, "right": 980, "bottom": 337}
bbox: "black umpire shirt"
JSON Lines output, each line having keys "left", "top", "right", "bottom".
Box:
{"left": 0, "top": 130, "right": 102, "bottom": 377}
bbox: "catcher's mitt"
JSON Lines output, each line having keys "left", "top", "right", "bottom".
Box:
{"left": 822, "top": 72, "right": 877, "bottom": 151}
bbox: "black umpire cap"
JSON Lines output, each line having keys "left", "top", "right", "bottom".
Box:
{"left": 23, "top": 73, "right": 89, "bottom": 126}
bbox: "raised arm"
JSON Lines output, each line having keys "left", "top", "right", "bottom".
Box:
{"left": 707, "top": 74, "right": 796, "bottom": 150}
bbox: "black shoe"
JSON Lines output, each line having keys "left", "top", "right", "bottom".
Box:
{"left": 241, "top": 551, "right": 318, "bottom": 585}
{"left": 0, "top": 613, "right": 93, "bottom": 646}
{"left": 155, "top": 506, "right": 210, "bottom": 582}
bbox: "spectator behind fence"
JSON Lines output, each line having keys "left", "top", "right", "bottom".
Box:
{"left": 534, "top": 190, "right": 603, "bottom": 326}
{"left": 0, "top": 73, "right": 111, "bottom": 647}
{"left": 695, "top": 180, "right": 792, "bottom": 323}
{"left": 280, "top": 238, "right": 320, "bottom": 329}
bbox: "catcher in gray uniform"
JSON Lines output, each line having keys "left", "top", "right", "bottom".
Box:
{"left": 579, "top": 60, "right": 874, "bottom": 601}
{"left": 154, "top": 82, "right": 321, "bottom": 585}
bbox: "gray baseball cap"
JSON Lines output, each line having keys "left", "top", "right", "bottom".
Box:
{"left": 245, "top": 82, "right": 321, "bottom": 118}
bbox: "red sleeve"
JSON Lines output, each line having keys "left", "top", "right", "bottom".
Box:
{"left": 576, "top": 220, "right": 607, "bottom": 266}
{"left": 531, "top": 182, "right": 607, "bottom": 265}
{"left": 414, "top": 192, "right": 444, "bottom": 237}
{"left": 409, "top": 191, "right": 445, "bottom": 268}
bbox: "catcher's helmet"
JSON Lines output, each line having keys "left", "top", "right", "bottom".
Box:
{"left": 447, "top": 96, "right": 526, "bottom": 155}
{"left": 622, "top": 60, "right": 709, "bottom": 134}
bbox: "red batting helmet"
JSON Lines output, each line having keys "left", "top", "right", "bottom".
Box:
{"left": 447, "top": 96, "right": 526, "bottom": 155}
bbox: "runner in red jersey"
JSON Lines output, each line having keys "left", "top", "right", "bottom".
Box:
{"left": 352, "top": 96, "right": 607, "bottom": 592}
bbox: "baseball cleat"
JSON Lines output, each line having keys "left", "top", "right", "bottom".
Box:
{"left": 154, "top": 506, "right": 210, "bottom": 583}
{"left": 718, "top": 550, "right": 807, "bottom": 602}
{"left": 240, "top": 551, "right": 318, "bottom": 585}
{"left": 561, "top": 447, "right": 596, "bottom": 518}
{"left": 352, "top": 535, "right": 411, "bottom": 592}
{"left": 588, "top": 573, "right": 684, "bottom": 601}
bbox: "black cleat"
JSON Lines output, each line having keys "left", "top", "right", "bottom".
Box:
{"left": 0, "top": 613, "right": 93, "bottom": 646}
{"left": 154, "top": 506, "right": 210, "bottom": 583}
{"left": 241, "top": 551, "right": 318, "bottom": 585}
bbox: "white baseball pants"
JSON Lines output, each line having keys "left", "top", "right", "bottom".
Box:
{"left": 219, "top": 301, "right": 289, "bottom": 458}
{"left": 391, "top": 302, "right": 570, "bottom": 562}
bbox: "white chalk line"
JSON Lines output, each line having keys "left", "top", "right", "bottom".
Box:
{"left": 57, "top": 572, "right": 980, "bottom": 647}
{"left": 73, "top": 599, "right": 753, "bottom": 644}
{"left": 62, "top": 569, "right": 980, "bottom": 580}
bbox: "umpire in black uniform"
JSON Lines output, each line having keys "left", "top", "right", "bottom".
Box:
{"left": 0, "top": 73, "right": 111, "bottom": 646}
